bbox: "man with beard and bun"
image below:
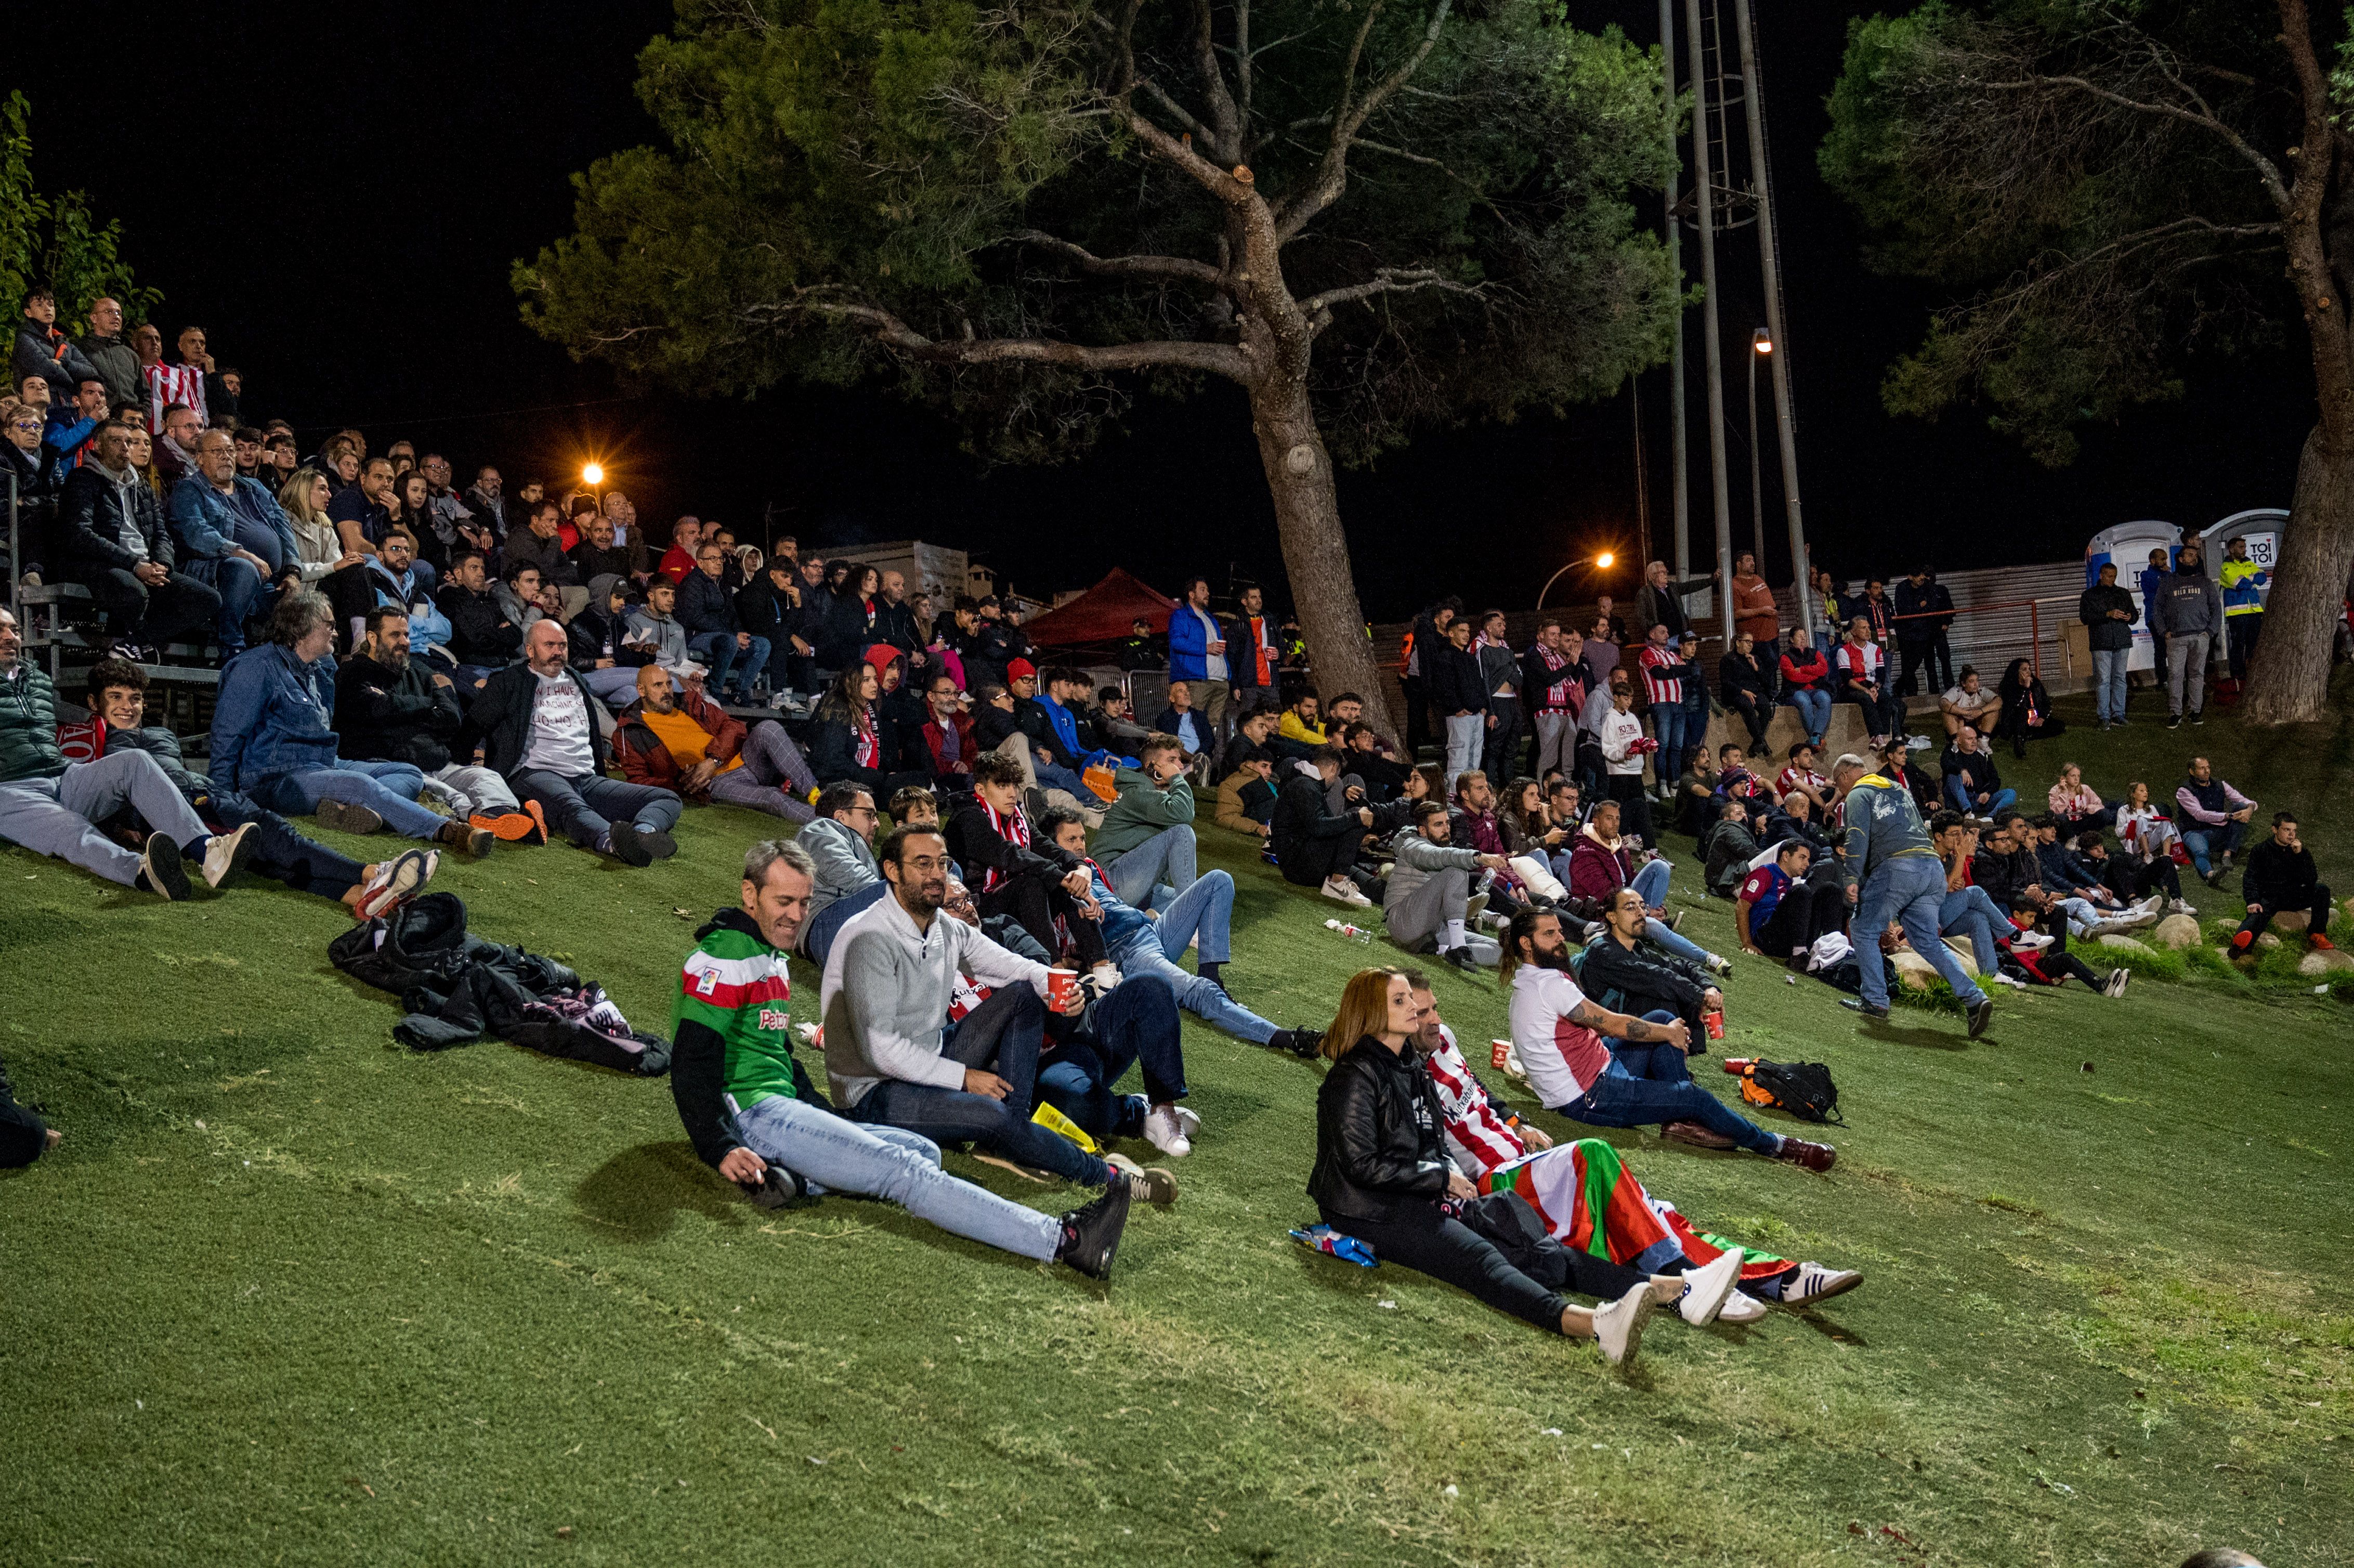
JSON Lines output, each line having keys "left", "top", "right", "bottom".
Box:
{"left": 822, "top": 825, "right": 1170, "bottom": 1201}
{"left": 671, "top": 836, "right": 1134, "bottom": 1279}
{"left": 1502, "top": 908, "right": 1836, "bottom": 1169}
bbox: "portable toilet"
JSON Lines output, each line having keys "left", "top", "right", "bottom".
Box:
{"left": 2195, "top": 508, "right": 2284, "bottom": 609}
{"left": 2085, "top": 519, "right": 2182, "bottom": 674}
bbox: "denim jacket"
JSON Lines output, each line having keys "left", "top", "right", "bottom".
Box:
{"left": 209, "top": 643, "right": 345, "bottom": 792}
{"left": 167, "top": 473, "right": 300, "bottom": 565}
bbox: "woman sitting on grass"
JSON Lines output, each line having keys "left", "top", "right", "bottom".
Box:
{"left": 1307, "top": 968, "right": 1657, "bottom": 1362}
{"left": 2047, "top": 762, "right": 2109, "bottom": 840}
{"left": 1993, "top": 658, "right": 2063, "bottom": 758}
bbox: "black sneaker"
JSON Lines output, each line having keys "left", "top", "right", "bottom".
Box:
{"left": 1838, "top": 998, "right": 1890, "bottom": 1021}
{"left": 1441, "top": 947, "right": 1485, "bottom": 976}
{"left": 136, "top": 832, "right": 190, "bottom": 900}
{"left": 2190, "top": 710, "right": 2205, "bottom": 726}
{"left": 637, "top": 827, "right": 678, "bottom": 860}
{"left": 316, "top": 798, "right": 385, "bottom": 834}
{"left": 605, "top": 826, "right": 653, "bottom": 867}
{"left": 2166, "top": 713, "right": 2182, "bottom": 730}
{"left": 749, "top": 1164, "right": 806, "bottom": 1209}
{"left": 1054, "top": 1178, "right": 1133, "bottom": 1279}
{"left": 1272, "top": 1026, "right": 1326, "bottom": 1059}
{"left": 1967, "top": 998, "right": 1995, "bottom": 1039}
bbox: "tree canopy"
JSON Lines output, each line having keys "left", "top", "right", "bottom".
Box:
{"left": 1822, "top": 0, "right": 2354, "bottom": 723}
{"left": 1, "top": 93, "right": 161, "bottom": 326}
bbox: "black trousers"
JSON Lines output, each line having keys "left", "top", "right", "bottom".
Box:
{"left": 2238, "top": 883, "right": 2333, "bottom": 940}
{"left": 1319, "top": 1199, "right": 1568, "bottom": 1332}
{"left": 1726, "top": 690, "right": 1770, "bottom": 749}
{"left": 978, "top": 873, "right": 1108, "bottom": 968}
{"left": 1278, "top": 827, "right": 1366, "bottom": 889}
{"left": 1481, "top": 696, "right": 1524, "bottom": 782}
{"left": 1601, "top": 774, "right": 1656, "bottom": 846}
{"left": 1403, "top": 677, "right": 1429, "bottom": 756}
{"left": 2100, "top": 854, "right": 2180, "bottom": 904}
{"left": 1755, "top": 881, "right": 1846, "bottom": 958}
{"left": 1895, "top": 639, "right": 1935, "bottom": 698}
{"left": 0, "top": 1051, "right": 50, "bottom": 1169}
{"left": 73, "top": 565, "right": 218, "bottom": 648}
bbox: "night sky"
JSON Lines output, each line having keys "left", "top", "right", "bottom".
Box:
{"left": 8, "top": 2, "right": 2311, "bottom": 621}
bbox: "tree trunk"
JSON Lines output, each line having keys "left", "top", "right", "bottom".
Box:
{"left": 1245, "top": 372, "right": 1401, "bottom": 742}
{"left": 2242, "top": 423, "right": 2354, "bottom": 724}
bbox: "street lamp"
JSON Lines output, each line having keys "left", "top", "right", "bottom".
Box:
{"left": 1747, "top": 329, "right": 1773, "bottom": 576}
{"left": 582, "top": 463, "right": 604, "bottom": 486}
{"left": 1535, "top": 551, "right": 1617, "bottom": 610}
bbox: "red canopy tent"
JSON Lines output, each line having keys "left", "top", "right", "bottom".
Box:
{"left": 1017, "top": 568, "right": 1178, "bottom": 647}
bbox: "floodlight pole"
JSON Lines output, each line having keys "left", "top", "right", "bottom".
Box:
{"left": 1733, "top": 0, "right": 1810, "bottom": 642}
{"left": 1684, "top": 0, "right": 1736, "bottom": 652}
{"left": 1660, "top": 0, "right": 1690, "bottom": 581}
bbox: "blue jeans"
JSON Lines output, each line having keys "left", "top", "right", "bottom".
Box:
{"left": 1036, "top": 974, "right": 1188, "bottom": 1135}
{"left": 1943, "top": 777, "right": 2016, "bottom": 816}
{"left": 185, "top": 554, "right": 269, "bottom": 655}
{"left": 1106, "top": 822, "right": 1197, "bottom": 910}
{"left": 2181, "top": 820, "right": 2245, "bottom": 876}
{"left": 734, "top": 1093, "right": 1060, "bottom": 1261}
{"left": 2092, "top": 647, "right": 2129, "bottom": 723}
{"left": 687, "top": 631, "right": 762, "bottom": 696}
{"left": 1631, "top": 858, "right": 1670, "bottom": 908}
{"left": 253, "top": 760, "right": 446, "bottom": 840}
{"left": 1856, "top": 854, "right": 1987, "bottom": 1010}
{"left": 513, "top": 769, "right": 682, "bottom": 850}
{"left": 1651, "top": 702, "right": 1691, "bottom": 790}
{"left": 803, "top": 881, "right": 887, "bottom": 970}
{"left": 1106, "top": 872, "right": 1281, "bottom": 1044}
{"left": 851, "top": 987, "right": 1109, "bottom": 1186}
{"left": 1784, "top": 687, "right": 1831, "bottom": 745}
{"left": 1938, "top": 884, "right": 2011, "bottom": 974}
{"left": 1552, "top": 1011, "right": 1778, "bottom": 1155}
{"left": 1036, "top": 761, "right": 1089, "bottom": 797}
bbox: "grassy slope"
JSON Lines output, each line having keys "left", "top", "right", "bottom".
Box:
{"left": 3, "top": 680, "right": 2350, "bottom": 1567}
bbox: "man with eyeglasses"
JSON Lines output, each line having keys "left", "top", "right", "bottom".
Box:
{"left": 58, "top": 422, "right": 220, "bottom": 660}
{"left": 796, "top": 782, "right": 887, "bottom": 968}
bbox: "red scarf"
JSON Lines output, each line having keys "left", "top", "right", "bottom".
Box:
{"left": 854, "top": 703, "right": 879, "bottom": 769}
{"left": 978, "top": 798, "right": 1028, "bottom": 892}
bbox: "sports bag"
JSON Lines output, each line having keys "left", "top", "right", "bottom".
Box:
{"left": 1727, "top": 1057, "right": 1843, "bottom": 1125}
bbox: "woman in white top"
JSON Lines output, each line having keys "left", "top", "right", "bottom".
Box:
{"left": 278, "top": 467, "right": 365, "bottom": 582}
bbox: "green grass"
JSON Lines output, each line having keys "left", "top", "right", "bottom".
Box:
{"left": 4, "top": 677, "right": 2352, "bottom": 1566}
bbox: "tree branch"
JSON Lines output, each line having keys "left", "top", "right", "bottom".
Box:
{"left": 1102, "top": 0, "right": 1261, "bottom": 207}
{"left": 1276, "top": 0, "right": 1457, "bottom": 242}
{"left": 1186, "top": 0, "right": 1243, "bottom": 164}
{"left": 1299, "top": 267, "right": 1485, "bottom": 319}
{"left": 729, "top": 289, "right": 1254, "bottom": 381}
{"left": 999, "top": 230, "right": 1227, "bottom": 288}
{"left": 1980, "top": 69, "right": 2289, "bottom": 214}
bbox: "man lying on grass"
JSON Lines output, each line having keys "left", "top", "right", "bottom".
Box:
{"left": 670, "top": 836, "right": 1133, "bottom": 1279}
{"left": 1407, "top": 972, "right": 1860, "bottom": 1320}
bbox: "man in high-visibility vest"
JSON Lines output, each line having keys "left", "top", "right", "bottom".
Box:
{"left": 2219, "top": 535, "right": 2270, "bottom": 685}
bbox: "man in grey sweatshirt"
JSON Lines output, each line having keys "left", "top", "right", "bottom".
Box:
{"left": 1383, "top": 801, "right": 1511, "bottom": 972}
{"left": 794, "top": 782, "right": 885, "bottom": 969}
{"left": 1833, "top": 752, "right": 1991, "bottom": 1035}
{"left": 819, "top": 823, "right": 1118, "bottom": 1188}
{"left": 2150, "top": 539, "right": 2223, "bottom": 726}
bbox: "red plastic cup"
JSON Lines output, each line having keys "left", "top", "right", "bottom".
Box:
{"left": 1704, "top": 1010, "right": 1725, "bottom": 1041}
{"left": 1047, "top": 969, "right": 1079, "bottom": 1009}
{"left": 1490, "top": 1039, "right": 1512, "bottom": 1070}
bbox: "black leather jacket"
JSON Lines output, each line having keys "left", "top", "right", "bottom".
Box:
{"left": 1308, "top": 1036, "right": 1451, "bottom": 1223}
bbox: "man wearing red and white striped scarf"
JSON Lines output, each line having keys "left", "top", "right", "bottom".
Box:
{"left": 943, "top": 750, "right": 1110, "bottom": 970}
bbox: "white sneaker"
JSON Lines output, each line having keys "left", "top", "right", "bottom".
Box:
{"left": 1987, "top": 972, "right": 2028, "bottom": 990}
{"left": 1780, "top": 1261, "right": 1863, "bottom": 1307}
{"left": 1170, "top": 1105, "right": 1201, "bottom": 1142}
{"left": 1704, "top": 952, "right": 1733, "bottom": 976}
{"left": 354, "top": 848, "right": 438, "bottom": 922}
{"left": 1716, "top": 1290, "right": 1769, "bottom": 1324}
{"left": 1081, "top": 962, "right": 1123, "bottom": 999}
{"left": 200, "top": 822, "right": 257, "bottom": 888}
{"left": 1103, "top": 1151, "right": 1178, "bottom": 1205}
{"left": 1672, "top": 1245, "right": 1746, "bottom": 1326}
{"left": 2168, "top": 898, "right": 2199, "bottom": 917}
{"left": 2137, "top": 894, "right": 2166, "bottom": 916}
{"left": 1141, "top": 1103, "right": 1193, "bottom": 1157}
{"left": 2104, "top": 967, "right": 2131, "bottom": 998}
{"left": 2009, "top": 930, "right": 2051, "bottom": 951}
{"left": 1320, "top": 878, "right": 1372, "bottom": 908}
{"left": 1591, "top": 1283, "right": 1653, "bottom": 1365}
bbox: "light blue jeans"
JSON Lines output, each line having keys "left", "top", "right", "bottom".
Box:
{"left": 2091, "top": 647, "right": 2129, "bottom": 724}
{"left": 1105, "top": 822, "right": 1197, "bottom": 911}
{"left": 1106, "top": 870, "right": 1283, "bottom": 1044}
{"left": 734, "top": 1093, "right": 1060, "bottom": 1261}
{"left": 1785, "top": 687, "right": 1832, "bottom": 746}
{"left": 1856, "top": 854, "right": 1987, "bottom": 1011}
{"left": 1938, "top": 884, "right": 2012, "bottom": 974}
{"left": 254, "top": 760, "right": 446, "bottom": 840}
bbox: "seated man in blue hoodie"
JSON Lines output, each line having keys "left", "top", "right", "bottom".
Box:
{"left": 210, "top": 591, "right": 491, "bottom": 857}
{"left": 1041, "top": 808, "right": 1324, "bottom": 1060}
{"left": 796, "top": 782, "right": 887, "bottom": 969}
{"left": 1004, "top": 659, "right": 1097, "bottom": 797}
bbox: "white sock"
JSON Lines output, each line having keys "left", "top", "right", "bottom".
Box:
{"left": 1444, "top": 918, "right": 1468, "bottom": 951}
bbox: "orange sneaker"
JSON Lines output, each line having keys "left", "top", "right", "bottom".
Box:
{"left": 470, "top": 811, "right": 540, "bottom": 843}
{"left": 2229, "top": 930, "right": 2253, "bottom": 952}
{"left": 524, "top": 799, "right": 550, "bottom": 844}
{"left": 2311, "top": 934, "right": 2337, "bottom": 951}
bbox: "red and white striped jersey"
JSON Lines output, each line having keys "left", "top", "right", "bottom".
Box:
{"left": 1637, "top": 641, "right": 1683, "bottom": 708}
{"left": 145, "top": 362, "right": 206, "bottom": 430}
{"left": 1508, "top": 964, "right": 1611, "bottom": 1107}
{"left": 1419, "top": 1026, "right": 1527, "bottom": 1175}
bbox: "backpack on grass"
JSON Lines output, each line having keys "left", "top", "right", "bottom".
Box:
{"left": 1725, "top": 1057, "right": 1843, "bottom": 1125}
